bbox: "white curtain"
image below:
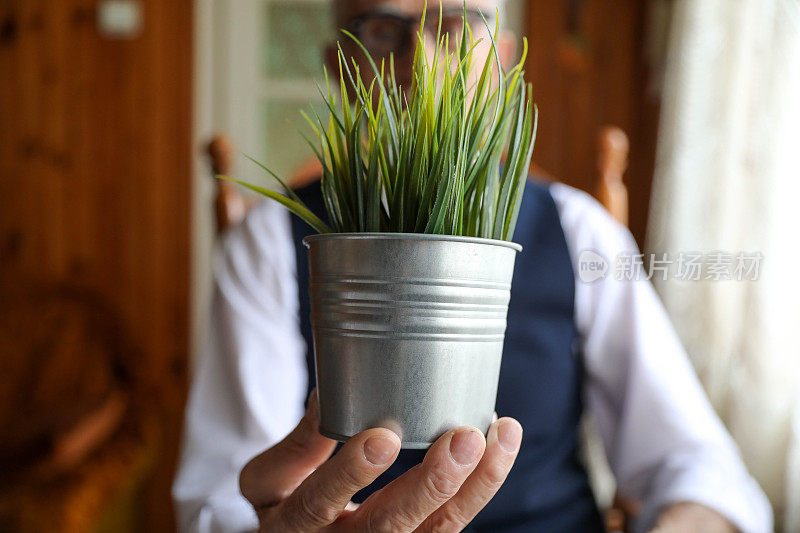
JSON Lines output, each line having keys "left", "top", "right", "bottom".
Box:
{"left": 647, "top": 0, "right": 800, "bottom": 529}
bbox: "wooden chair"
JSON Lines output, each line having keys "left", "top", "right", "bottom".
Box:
{"left": 205, "top": 135, "right": 322, "bottom": 233}
{"left": 204, "top": 129, "right": 636, "bottom": 530}
{"left": 595, "top": 126, "right": 630, "bottom": 226}
{"left": 206, "top": 127, "right": 630, "bottom": 233}
{"left": 207, "top": 136, "right": 250, "bottom": 234}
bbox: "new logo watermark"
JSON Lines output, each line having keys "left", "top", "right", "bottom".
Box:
{"left": 578, "top": 250, "right": 609, "bottom": 282}
{"left": 577, "top": 251, "right": 763, "bottom": 283}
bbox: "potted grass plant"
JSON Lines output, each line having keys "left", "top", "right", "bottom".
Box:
{"left": 221, "top": 7, "right": 537, "bottom": 448}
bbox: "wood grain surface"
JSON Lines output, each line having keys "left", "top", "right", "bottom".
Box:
{"left": 0, "top": 1, "right": 193, "bottom": 530}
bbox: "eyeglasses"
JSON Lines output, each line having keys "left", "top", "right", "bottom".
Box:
{"left": 347, "top": 7, "right": 495, "bottom": 59}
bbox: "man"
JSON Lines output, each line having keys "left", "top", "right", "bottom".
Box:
{"left": 174, "top": 1, "right": 773, "bottom": 531}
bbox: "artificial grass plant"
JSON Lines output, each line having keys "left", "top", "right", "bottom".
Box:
{"left": 221, "top": 5, "right": 538, "bottom": 241}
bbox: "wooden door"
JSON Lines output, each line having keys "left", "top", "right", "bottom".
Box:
{"left": 524, "top": 0, "right": 660, "bottom": 246}
{"left": 0, "top": 1, "right": 192, "bottom": 530}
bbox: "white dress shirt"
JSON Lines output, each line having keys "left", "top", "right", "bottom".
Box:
{"left": 173, "top": 182, "right": 773, "bottom": 533}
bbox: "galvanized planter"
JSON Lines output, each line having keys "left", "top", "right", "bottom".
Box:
{"left": 303, "top": 233, "right": 521, "bottom": 449}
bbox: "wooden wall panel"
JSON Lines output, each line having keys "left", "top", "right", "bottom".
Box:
{"left": 0, "top": 0, "right": 192, "bottom": 531}
{"left": 525, "top": 0, "right": 660, "bottom": 246}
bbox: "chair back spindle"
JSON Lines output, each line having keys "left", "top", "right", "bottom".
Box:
{"left": 207, "top": 135, "right": 248, "bottom": 233}
{"left": 596, "top": 126, "right": 630, "bottom": 226}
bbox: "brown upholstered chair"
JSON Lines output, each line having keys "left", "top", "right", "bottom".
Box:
{"left": 0, "top": 284, "right": 159, "bottom": 533}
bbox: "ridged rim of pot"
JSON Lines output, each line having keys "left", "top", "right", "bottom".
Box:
{"left": 303, "top": 232, "right": 523, "bottom": 252}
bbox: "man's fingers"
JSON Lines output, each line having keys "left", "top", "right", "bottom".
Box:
{"left": 239, "top": 391, "right": 336, "bottom": 510}
{"left": 415, "top": 418, "right": 522, "bottom": 532}
{"left": 350, "top": 427, "right": 486, "bottom": 532}
{"left": 275, "top": 427, "right": 401, "bottom": 530}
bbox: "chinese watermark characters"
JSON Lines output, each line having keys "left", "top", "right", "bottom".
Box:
{"left": 577, "top": 250, "right": 763, "bottom": 283}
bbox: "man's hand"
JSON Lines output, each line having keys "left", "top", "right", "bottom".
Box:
{"left": 239, "top": 392, "right": 523, "bottom": 532}
{"left": 650, "top": 502, "right": 737, "bottom": 533}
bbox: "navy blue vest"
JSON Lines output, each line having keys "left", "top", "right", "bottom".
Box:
{"left": 290, "top": 180, "right": 603, "bottom": 532}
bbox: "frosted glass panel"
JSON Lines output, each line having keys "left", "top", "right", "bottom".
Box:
{"left": 264, "top": 1, "right": 333, "bottom": 79}
{"left": 262, "top": 98, "right": 323, "bottom": 179}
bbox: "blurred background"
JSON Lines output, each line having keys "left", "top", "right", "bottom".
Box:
{"left": 1, "top": 0, "right": 798, "bottom": 531}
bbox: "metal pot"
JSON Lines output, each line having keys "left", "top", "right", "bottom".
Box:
{"left": 303, "top": 233, "right": 521, "bottom": 448}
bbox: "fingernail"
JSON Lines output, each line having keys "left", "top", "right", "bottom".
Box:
{"left": 449, "top": 429, "right": 483, "bottom": 466}
{"left": 306, "top": 390, "right": 319, "bottom": 423}
{"left": 497, "top": 420, "right": 522, "bottom": 453}
{"left": 364, "top": 436, "right": 398, "bottom": 465}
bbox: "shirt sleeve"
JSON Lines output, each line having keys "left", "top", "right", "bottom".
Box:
{"left": 550, "top": 183, "right": 773, "bottom": 533}
{"left": 172, "top": 202, "right": 308, "bottom": 533}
